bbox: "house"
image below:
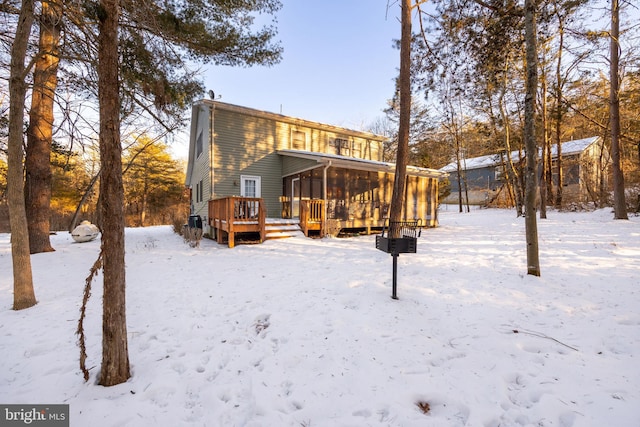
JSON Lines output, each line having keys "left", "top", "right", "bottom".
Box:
{"left": 440, "top": 136, "right": 609, "bottom": 205}
{"left": 185, "top": 100, "right": 447, "bottom": 247}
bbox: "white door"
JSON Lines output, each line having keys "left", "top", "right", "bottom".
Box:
{"left": 240, "top": 175, "right": 261, "bottom": 217}
{"left": 240, "top": 175, "right": 261, "bottom": 198}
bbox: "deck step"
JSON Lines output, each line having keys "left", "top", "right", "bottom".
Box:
{"left": 265, "top": 224, "right": 301, "bottom": 232}
{"left": 265, "top": 230, "right": 305, "bottom": 239}
{"left": 264, "top": 218, "right": 304, "bottom": 240}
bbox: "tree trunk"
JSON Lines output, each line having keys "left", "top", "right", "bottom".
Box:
{"left": 69, "top": 169, "right": 101, "bottom": 233}
{"left": 609, "top": 0, "right": 627, "bottom": 219}
{"left": 455, "top": 138, "right": 464, "bottom": 213}
{"left": 25, "top": 0, "right": 62, "bottom": 254}
{"left": 553, "top": 15, "right": 565, "bottom": 209}
{"left": 452, "top": 113, "right": 468, "bottom": 213}
{"left": 500, "top": 152, "right": 516, "bottom": 207}
{"left": 524, "top": 0, "right": 541, "bottom": 276}
{"left": 8, "top": 0, "right": 37, "bottom": 310}
{"left": 140, "top": 192, "right": 147, "bottom": 226}
{"left": 97, "top": 0, "right": 130, "bottom": 386}
{"left": 540, "top": 70, "right": 549, "bottom": 219}
{"left": 389, "top": 0, "right": 412, "bottom": 235}
{"left": 499, "top": 90, "right": 522, "bottom": 214}
{"left": 545, "top": 129, "right": 554, "bottom": 204}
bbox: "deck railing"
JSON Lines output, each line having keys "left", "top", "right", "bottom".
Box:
{"left": 208, "top": 196, "right": 265, "bottom": 248}
{"left": 300, "top": 199, "right": 325, "bottom": 237}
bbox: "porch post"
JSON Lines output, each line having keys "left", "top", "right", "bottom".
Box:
{"left": 323, "top": 161, "right": 331, "bottom": 233}
{"left": 391, "top": 253, "right": 399, "bottom": 300}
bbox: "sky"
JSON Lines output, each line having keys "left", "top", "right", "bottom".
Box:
{"left": 173, "top": 0, "right": 402, "bottom": 160}
{"left": 169, "top": 0, "right": 639, "bottom": 161}
{"left": 203, "top": 0, "right": 401, "bottom": 129}
{"left": 1, "top": 208, "right": 639, "bottom": 425}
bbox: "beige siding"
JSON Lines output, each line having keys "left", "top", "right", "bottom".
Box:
{"left": 189, "top": 101, "right": 392, "bottom": 222}
{"left": 212, "top": 109, "right": 287, "bottom": 217}
{"left": 209, "top": 106, "right": 386, "bottom": 217}
{"left": 192, "top": 107, "right": 212, "bottom": 222}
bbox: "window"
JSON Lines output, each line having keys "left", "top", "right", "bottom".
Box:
{"left": 352, "top": 141, "right": 361, "bottom": 158}
{"left": 330, "top": 138, "right": 350, "bottom": 156}
{"left": 196, "top": 132, "right": 203, "bottom": 158}
{"left": 291, "top": 130, "right": 307, "bottom": 150}
{"left": 195, "top": 179, "right": 204, "bottom": 203}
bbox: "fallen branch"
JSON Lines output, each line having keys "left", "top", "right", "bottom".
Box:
{"left": 512, "top": 328, "right": 579, "bottom": 352}
{"left": 77, "top": 249, "right": 103, "bottom": 381}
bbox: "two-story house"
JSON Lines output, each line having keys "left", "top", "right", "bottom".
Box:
{"left": 185, "top": 100, "right": 446, "bottom": 247}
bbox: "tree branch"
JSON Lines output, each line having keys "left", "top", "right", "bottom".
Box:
{"left": 471, "top": 0, "right": 524, "bottom": 17}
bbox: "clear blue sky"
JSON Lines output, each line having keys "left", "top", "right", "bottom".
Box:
{"left": 203, "top": 0, "right": 402, "bottom": 130}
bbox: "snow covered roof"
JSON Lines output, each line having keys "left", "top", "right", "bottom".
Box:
{"left": 278, "top": 149, "right": 448, "bottom": 178}
{"left": 439, "top": 151, "right": 523, "bottom": 172}
{"left": 550, "top": 136, "right": 600, "bottom": 157}
{"left": 439, "top": 136, "right": 601, "bottom": 173}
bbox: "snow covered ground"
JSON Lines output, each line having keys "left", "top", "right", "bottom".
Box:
{"left": 1, "top": 208, "right": 638, "bottom": 427}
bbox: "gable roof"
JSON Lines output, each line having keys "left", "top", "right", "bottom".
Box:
{"left": 195, "top": 99, "right": 388, "bottom": 142}
{"left": 186, "top": 100, "right": 391, "bottom": 185}
{"left": 550, "top": 136, "right": 600, "bottom": 157}
{"left": 439, "top": 151, "right": 523, "bottom": 173}
{"left": 439, "top": 136, "right": 602, "bottom": 173}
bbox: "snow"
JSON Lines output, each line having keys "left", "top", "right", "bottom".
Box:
{"left": 1, "top": 208, "right": 639, "bottom": 427}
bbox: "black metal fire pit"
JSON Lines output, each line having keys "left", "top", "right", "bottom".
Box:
{"left": 375, "top": 220, "right": 421, "bottom": 300}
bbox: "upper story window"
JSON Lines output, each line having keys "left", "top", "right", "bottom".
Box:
{"left": 196, "top": 131, "right": 203, "bottom": 158}
{"left": 352, "top": 141, "right": 361, "bottom": 158}
{"left": 291, "top": 130, "right": 307, "bottom": 150}
{"left": 330, "top": 137, "right": 351, "bottom": 156}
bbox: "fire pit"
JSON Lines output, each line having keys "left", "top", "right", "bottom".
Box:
{"left": 375, "top": 220, "right": 421, "bottom": 299}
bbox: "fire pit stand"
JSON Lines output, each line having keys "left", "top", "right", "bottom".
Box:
{"left": 375, "top": 220, "right": 421, "bottom": 300}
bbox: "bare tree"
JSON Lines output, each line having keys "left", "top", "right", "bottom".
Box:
{"left": 539, "top": 66, "right": 550, "bottom": 218}
{"left": 389, "top": 0, "right": 412, "bottom": 231}
{"left": 7, "top": 0, "right": 37, "bottom": 309}
{"left": 610, "top": 0, "right": 628, "bottom": 219}
{"left": 524, "top": 0, "right": 541, "bottom": 276}
{"left": 552, "top": 1, "right": 566, "bottom": 208}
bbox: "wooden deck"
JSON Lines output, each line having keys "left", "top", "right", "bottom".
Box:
{"left": 208, "top": 197, "right": 265, "bottom": 248}
{"left": 209, "top": 196, "right": 433, "bottom": 247}
{"left": 209, "top": 197, "right": 325, "bottom": 247}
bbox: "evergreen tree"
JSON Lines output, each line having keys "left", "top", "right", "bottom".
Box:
{"left": 123, "top": 137, "right": 185, "bottom": 226}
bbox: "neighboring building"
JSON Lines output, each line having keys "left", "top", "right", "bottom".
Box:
{"left": 440, "top": 136, "right": 609, "bottom": 205}
{"left": 185, "top": 100, "right": 446, "bottom": 246}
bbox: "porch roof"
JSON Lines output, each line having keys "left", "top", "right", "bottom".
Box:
{"left": 277, "top": 149, "right": 447, "bottom": 179}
